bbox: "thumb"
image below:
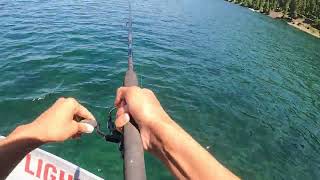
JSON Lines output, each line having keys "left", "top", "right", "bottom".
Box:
{"left": 78, "top": 122, "right": 95, "bottom": 133}
{"left": 115, "top": 113, "right": 130, "bottom": 132}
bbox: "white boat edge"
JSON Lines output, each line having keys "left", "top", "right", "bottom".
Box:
{"left": 0, "top": 136, "right": 104, "bottom": 180}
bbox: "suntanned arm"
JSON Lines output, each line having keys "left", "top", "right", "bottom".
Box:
{"left": 114, "top": 86, "right": 240, "bottom": 179}
{"left": 149, "top": 117, "right": 239, "bottom": 179}
{"left": 0, "top": 98, "right": 96, "bottom": 179}
{"left": 0, "top": 124, "right": 43, "bottom": 180}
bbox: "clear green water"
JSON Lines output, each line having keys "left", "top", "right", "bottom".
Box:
{"left": 0, "top": 0, "right": 319, "bottom": 179}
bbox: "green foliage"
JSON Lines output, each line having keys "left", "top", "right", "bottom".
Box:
{"left": 289, "top": 0, "right": 298, "bottom": 18}
{"left": 314, "top": 18, "right": 320, "bottom": 28}
{"left": 263, "top": 0, "right": 271, "bottom": 13}
{"left": 253, "top": 0, "right": 262, "bottom": 10}
{"left": 231, "top": 0, "right": 320, "bottom": 21}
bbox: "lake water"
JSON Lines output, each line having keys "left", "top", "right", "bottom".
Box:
{"left": 0, "top": 0, "right": 319, "bottom": 179}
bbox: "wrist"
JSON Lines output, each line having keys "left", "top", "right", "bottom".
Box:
{"left": 146, "top": 115, "right": 178, "bottom": 153}
{"left": 9, "top": 123, "right": 46, "bottom": 146}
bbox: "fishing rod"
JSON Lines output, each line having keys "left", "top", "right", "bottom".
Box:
{"left": 90, "top": 2, "right": 147, "bottom": 180}
{"left": 122, "top": 2, "right": 147, "bottom": 180}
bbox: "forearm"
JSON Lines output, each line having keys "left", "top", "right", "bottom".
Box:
{"left": 0, "top": 124, "right": 43, "bottom": 179}
{"left": 0, "top": 97, "right": 95, "bottom": 179}
{"left": 149, "top": 118, "right": 239, "bottom": 180}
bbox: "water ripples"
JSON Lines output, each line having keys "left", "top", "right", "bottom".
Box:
{"left": 0, "top": 0, "right": 319, "bottom": 179}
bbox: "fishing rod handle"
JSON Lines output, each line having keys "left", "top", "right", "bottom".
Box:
{"left": 123, "top": 69, "right": 146, "bottom": 180}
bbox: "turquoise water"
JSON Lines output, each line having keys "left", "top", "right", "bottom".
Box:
{"left": 1, "top": 0, "right": 319, "bottom": 179}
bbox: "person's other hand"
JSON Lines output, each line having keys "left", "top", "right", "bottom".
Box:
{"left": 114, "top": 86, "right": 173, "bottom": 150}
{"left": 27, "top": 97, "right": 96, "bottom": 143}
{"left": 113, "top": 87, "right": 240, "bottom": 180}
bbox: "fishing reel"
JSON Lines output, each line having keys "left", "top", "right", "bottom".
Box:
{"left": 95, "top": 107, "right": 123, "bottom": 145}
{"left": 77, "top": 107, "right": 124, "bottom": 155}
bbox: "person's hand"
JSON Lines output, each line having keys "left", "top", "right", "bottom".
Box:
{"left": 114, "top": 87, "right": 240, "bottom": 180}
{"left": 114, "top": 86, "right": 173, "bottom": 151}
{"left": 24, "top": 97, "right": 96, "bottom": 143}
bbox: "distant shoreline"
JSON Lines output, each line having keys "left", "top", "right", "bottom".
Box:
{"left": 226, "top": 0, "right": 320, "bottom": 38}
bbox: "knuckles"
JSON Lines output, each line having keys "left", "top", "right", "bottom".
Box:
{"left": 57, "top": 97, "right": 65, "bottom": 103}
{"left": 56, "top": 97, "right": 78, "bottom": 108}
{"left": 116, "top": 87, "right": 123, "bottom": 95}
{"left": 65, "top": 97, "right": 78, "bottom": 107}
{"left": 142, "top": 88, "right": 154, "bottom": 95}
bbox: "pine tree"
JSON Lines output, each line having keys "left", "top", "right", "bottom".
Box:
{"left": 290, "top": 0, "right": 298, "bottom": 18}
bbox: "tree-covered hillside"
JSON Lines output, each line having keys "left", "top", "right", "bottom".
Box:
{"left": 227, "top": 0, "right": 320, "bottom": 29}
